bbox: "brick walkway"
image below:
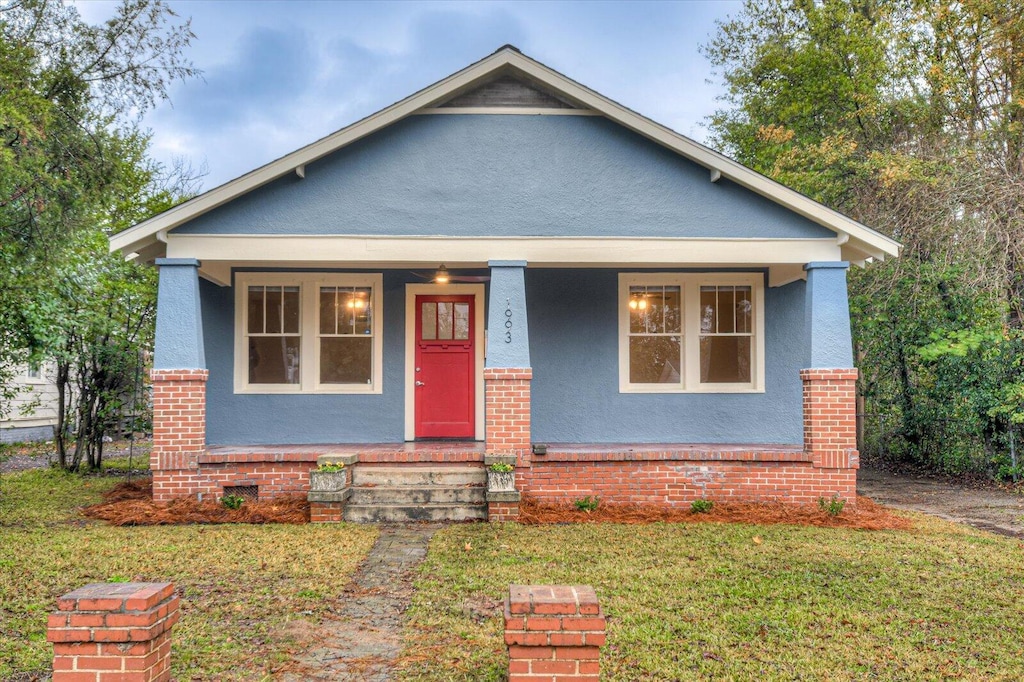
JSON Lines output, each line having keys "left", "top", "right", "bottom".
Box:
{"left": 281, "top": 524, "right": 440, "bottom": 681}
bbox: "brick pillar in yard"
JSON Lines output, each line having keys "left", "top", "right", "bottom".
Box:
{"left": 48, "top": 582, "right": 179, "bottom": 682}
{"left": 504, "top": 584, "right": 605, "bottom": 682}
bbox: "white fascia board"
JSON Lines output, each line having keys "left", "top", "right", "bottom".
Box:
{"left": 110, "top": 47, "right": 901, "bottom": 262}
{"left": 165, "top": 234, "right": 842, "bottom": 265}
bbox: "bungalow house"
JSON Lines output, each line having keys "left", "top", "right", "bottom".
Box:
{"left": 110, "top": 46, "right": 900, "bottom": 522}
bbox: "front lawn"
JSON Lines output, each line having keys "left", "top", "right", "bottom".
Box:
{"left": 0, "top": 465, "right": 377, "bottom": 680}
{"left": 400, "top": 518, "right": 1024, "bottom": 681}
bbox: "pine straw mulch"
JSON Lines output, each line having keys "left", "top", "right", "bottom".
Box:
{"left": 82, "top": 482, "right": 909, "bottom": 530}
{"left": 517, "top": 494, "right": 912, "bottom": 531}
{"left": 80, "top": 480, "right": 309, "bottom": 526}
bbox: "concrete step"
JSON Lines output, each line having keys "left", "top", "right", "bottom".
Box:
{"left": 343, "top": 503, "right": 487, "bottom": 523}
{"left": 352, "top": 465, "right": 485, "bottom": 487}
{"left": 349, "top": 485, "right": 485, "bottom": 506}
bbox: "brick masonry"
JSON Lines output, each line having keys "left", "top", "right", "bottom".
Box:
{"left": 484, "top": 368, "right": 532, "bottom": 467}
{"left": 48, "top": 582, "right": 179, "bottom": 682}
{"left": 801, "top": 367, "right": 859, "bottom": 500}
{"left": 505, "top": 585, "right": 605, "bottom": 682}
{"left": 147, "top": 366, "right": 859, "bottom": 510}
{"left": 150, "top": 369, "right": 208, "bottom": 503}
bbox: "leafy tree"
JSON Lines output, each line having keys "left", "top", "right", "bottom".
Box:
{"left": 0, "top": 0, "right": 197, "bottom": 421}
{"left": 704, "top": 0, "right": 1024, "bottom": 474}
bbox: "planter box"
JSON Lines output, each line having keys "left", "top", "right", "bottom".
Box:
{"left": 310, "top": 470, "right": 348, "bottom": 493}
{"left": 487, "top": 470, "right": 516, "bottom": 493}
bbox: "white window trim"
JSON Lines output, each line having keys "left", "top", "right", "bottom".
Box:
{"left": 618, "top": 273, "right": 765, "bottom": 394}
{"left": 234, "top": 272, "right": 384, "bottom": 394}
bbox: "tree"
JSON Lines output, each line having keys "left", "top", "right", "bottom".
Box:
{"left": 0, "top": 0, "right": 197, "bottom": 419}
{"left": 704, "top": 0, "right": 1024, "bottom": 474}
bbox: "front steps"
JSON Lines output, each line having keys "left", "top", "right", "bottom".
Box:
{"left": 342, "top": 465, "right": 487, "bottom": 523}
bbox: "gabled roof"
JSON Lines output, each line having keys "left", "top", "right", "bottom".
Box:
{"left": 110, "top": 45, "right": 901, "bottom": 262}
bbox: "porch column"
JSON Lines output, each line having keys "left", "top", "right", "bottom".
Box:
{"left": 801, "top": 262, "right": 858, "bottom": 500}
{"left": 485, "top": 261, "right": 532, "bottom": 467}
{"left": 151, "top": 259, "right": 208, "bottom": 502}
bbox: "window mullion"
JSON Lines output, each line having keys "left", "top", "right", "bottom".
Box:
{"left": 301, "top": 280, "right": 315, "bottom": 391}
{"left": 683, "top": 278, "right": 699, "bottom": 391}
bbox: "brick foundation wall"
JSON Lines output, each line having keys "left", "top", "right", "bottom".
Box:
{"left": 484, "top": 368, "right": 532, "bottom": 466}
{"left": 151, "top": 369, "right": 208, "bottom": 503}
{"left": 48, "top": 582, "right": 179, "bottom": 682}
{"left": 504, "top": 585, "right": 605, "bottom": 682}
{"left": 520, "top": 458, "right": 855, "bottom": 506}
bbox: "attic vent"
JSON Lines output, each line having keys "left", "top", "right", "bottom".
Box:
{"left": 224, "top": 485, "right": 258, "bottom": 502}
{"left": 440, "top": 75, "right": 579, "bottom": 109}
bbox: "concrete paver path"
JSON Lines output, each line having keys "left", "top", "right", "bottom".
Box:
{"left": 281, "top": 523, "right": 439, "bottom": 681}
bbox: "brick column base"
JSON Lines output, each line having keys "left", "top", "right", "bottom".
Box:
{"left": 487, "top": 494, "right": 521, "bottom": 522}
{"left": 505, "top": 585, "right": 605, "bottom": 681}
{"left": 801, "top": 368, "right": 859, "bottom": 501}
{"left": 151, "top": 369, "right": 208, "bottom": 503}
{"left": 484, "top": 368, "right": 532, "bottom": 467}
{"left": 48, "top": 582, "right": 179, "bottom": 682}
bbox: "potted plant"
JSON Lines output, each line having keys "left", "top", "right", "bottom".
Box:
{"left": 309, "top": 461, "right": 348, "bottom": 492}
{"left": 487, "top": 461, "right": 516, "bottom": 492}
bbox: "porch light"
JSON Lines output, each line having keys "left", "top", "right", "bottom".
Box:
{"left": 435, "top": 264, "right": 450, "bottom": 284}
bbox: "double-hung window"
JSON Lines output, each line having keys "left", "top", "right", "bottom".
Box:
{"left": 235, "top": 273, "right": 383, "bottom": 394}
{"left": 618, "top": 273, "right": 764, "bottom": 393}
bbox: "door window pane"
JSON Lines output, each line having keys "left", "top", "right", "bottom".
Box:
{"left": 421, "top": 302, "right": 437, "bottom": 340}
{"left": 437, "top": 302, "right": 453, "bottom": 340}
{"left": 454, "top": 303, "right": 470, "bottom": 340}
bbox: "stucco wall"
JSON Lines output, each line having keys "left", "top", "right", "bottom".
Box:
{"left": 527, "top": 269, "right": 807, "bottom": 444}
{"left": 174, "top": 115, "right": 834, "bottom": 240}
{"left": 200, "top": 268, "right": 811, "bottom": 446}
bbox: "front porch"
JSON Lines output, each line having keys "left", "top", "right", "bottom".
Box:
{"left": 146, "top": 429, "right": 856, "bottom": 522}
{"left": 147, "top": 260, "right": 862, "bottom": 521}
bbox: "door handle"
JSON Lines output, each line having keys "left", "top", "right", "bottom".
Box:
{"left": 415, "top": 381, "right": 425, "bottom": 387}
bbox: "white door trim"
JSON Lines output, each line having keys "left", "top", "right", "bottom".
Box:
{"left": 404, "top": 283, "right": 486, "bottom": 441}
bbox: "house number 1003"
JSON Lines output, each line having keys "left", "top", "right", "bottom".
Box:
{"left": 504, "top": 299, "right": 513, "bottom": 344}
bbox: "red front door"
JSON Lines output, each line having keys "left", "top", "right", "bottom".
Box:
{"left": 415, "top": 295, "right": 475, "bottom": 438}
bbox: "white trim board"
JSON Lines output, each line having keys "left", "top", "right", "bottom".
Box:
{"left": 111, "top": 46, "right": 900, "bottom": 262}
{"left": 404, "top": 284, "right": 486, "bottom": 441}
{"left": 168, "top": 235, "right": 845, "bottom": 266}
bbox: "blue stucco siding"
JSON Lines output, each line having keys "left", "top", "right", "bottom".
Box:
{"left": 174, "top": 115, "right": 834, "bottom": 240}
{"left": 201, "top": 273, "right": 410, "bottom": 444}
{"left": 199, "top": 267, "right": 813, "bottom": 446}
{"left": 154, "top": 259, "right": 206, "bottom": 369}
{"left": 527, "top": 269, "right": 808, "bottom": 444}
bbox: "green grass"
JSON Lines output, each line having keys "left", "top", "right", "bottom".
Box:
{"left": 0, "top": 467, "right": 377, "bottom": 680}
{"left": 400, "top": 520, "right": 1024, "bottom": 681}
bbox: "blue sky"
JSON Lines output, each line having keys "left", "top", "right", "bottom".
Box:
{"left": 77, "top": 1, "right": 742, "bottom": 191}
